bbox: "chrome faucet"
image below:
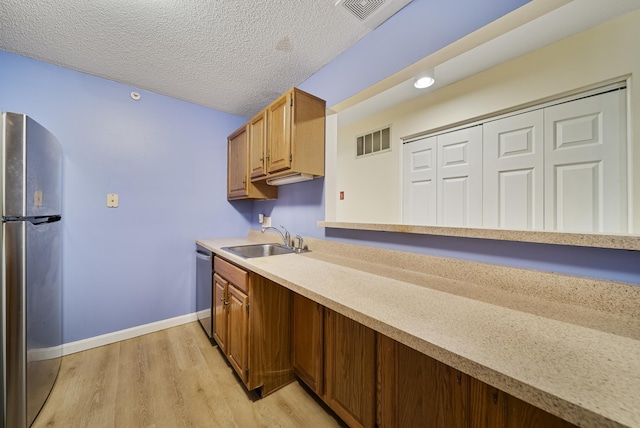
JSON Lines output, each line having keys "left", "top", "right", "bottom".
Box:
{"left": 261, "top": 225, "right": 291, "bottom": 248}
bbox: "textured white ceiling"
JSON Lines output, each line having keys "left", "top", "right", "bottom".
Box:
{"left": 0, "top": 0, "right": 410, "bottom": 117}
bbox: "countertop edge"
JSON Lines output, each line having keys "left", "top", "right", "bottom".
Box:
{"left": 196, "top": 237, "right": 639, "bottom": 428}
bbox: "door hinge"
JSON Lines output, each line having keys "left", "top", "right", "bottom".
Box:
{"left": 245, "top": 367, "right": 249, "bottom": 377}
{"left": 289, "top": 153, "right": 292, "bottom": 162}
{"left": 246, "top": 303, "right": 250, "bottom": 314}
{"left": 290, "top": 97, "right": 293, "bottom": 107}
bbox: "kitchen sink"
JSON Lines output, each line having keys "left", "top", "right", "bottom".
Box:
{"left": 221, "top": 243, "right": 298, "bottom": 258}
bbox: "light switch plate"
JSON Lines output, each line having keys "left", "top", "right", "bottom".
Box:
{"left": 107, "top": 193, "right": 119, "bottom": 208}
{"left": 262, "top": 216, "right": 271, "bottom": 227}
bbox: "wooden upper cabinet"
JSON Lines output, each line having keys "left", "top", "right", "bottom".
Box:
{"left": 227, "top": 125, "right": 249, "bottom": 199}
{"left": 227, "top": 87, "right": 325, "bottom": 200}
{"left": 263, "top": 87, "right": 326, "bottom": 181}
{"left": 227, "top": 124, "right": 277, "bottom": 200}
{"left": 249, "top": 111, "right": 268, "bottom": 179}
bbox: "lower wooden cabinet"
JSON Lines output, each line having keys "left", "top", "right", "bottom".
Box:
{"left": 212, "top": 256, "right": 293, "bottom": 395}
{"left": 226, "top": 282, "right": 249, "bottom": 382}
{"left": 291, "top": 296, "right": 376, "bottom": 428}
{"left": 381, "top": 337, "right": 577, "bottom": 428}
{"left": 212, "top": 273, "right": 229, "bottom": 354}
{"left": 378, "top": 335, "right": 468, "bottom": 427}
{"left": 468, "top": 377, "right": 577, "bottom": 428}
{"left": 290, "top": 292, "right": 577, "bottom": 428}
{"left": 292, "top": 293, "right": 324, "bottom": 394}
{"left": 324, "top": 309, "right": 377, "bottom": 428}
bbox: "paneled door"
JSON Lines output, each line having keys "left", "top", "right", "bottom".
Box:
{"left": 324, "top": 309, "right": 376, "bottom": 428}
{"left": 248, "top": 111, "right": 267, "bottom": 179}
{"left": 437, "top": 126, "right": 483, "bottom": 227}
{"left": 226, "top": 284, "right": 249, "bottom": 383}
{"left": 402, "top": 136, "right": 437, "bottom": 225}
{"left": 212, "top": 273, "right": 228, "bottom": 354}
{"left": 227, "top": 126, "right": 249, "bottom": 199}
{"left": 267, "top": 91, "right": 292, "bottom": 174}
{"left": 483, "top": 110, "right": 544, "bottom": 230}
{"left": 544, "top": 89, "right": 627, "bottom": 233}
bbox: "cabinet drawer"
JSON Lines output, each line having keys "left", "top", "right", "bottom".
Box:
{"left": 214, "top": 256, "right": 248, "bottom": 293}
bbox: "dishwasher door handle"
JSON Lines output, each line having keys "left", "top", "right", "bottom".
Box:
{"left": 196, "top": 251, "right": 211, "bottom": 262}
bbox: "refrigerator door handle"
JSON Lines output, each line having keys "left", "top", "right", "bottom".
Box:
{"left": 3, "top": 215, "right": 62, "bottom": 224}
{"left": 196, "top": 251, "right": 211, "bottom": 262}
{"left": 28, "top": 215, "right": 62, "bottom": 225}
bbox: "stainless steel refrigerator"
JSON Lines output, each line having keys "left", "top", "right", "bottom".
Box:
{"left": 1, "top": 112, "right": 62, "bottom": 427}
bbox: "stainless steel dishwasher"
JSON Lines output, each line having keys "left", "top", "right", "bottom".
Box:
{"left": 195, "top": 244, "right": 214, "bottom": 342}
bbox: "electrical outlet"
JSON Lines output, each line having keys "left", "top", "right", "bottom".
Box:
{"left": 107, "top": 193, "right": 119, "bottom": 208}
{"left": 258, "top": 213, "right": 264, "bottom": 224}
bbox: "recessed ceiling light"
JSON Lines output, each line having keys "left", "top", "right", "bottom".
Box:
{"left": 414, "top": 70, "right": 435, "bottom": 89}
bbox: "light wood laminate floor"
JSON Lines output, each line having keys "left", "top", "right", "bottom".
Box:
{"left": 33, "top": 322, "right": 343, "bottom": 428}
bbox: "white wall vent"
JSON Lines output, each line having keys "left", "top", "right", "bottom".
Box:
{"left": 337, "top": 0, "right": 413, "bottom": 29}
{"left": 356, "top": 126, "right": 391, "bottom": 157}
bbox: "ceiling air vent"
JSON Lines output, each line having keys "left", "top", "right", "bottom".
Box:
{"left": 342, "top": 0, "right": 385, "bottom": 21}
{"left": 337, "top": 0, "right": 413, "bottom": 29}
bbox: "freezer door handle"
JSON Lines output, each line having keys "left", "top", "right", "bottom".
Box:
{"left": 29, "top": 215, "right": 62, "bottom": 225}
{"left": 3, "top": 215, "right": 62, "bottom": 224}
{"left": 196, "top": 251, "right": 211, "bottom": 262}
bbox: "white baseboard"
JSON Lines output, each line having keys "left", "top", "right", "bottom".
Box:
{"left": 62, "top": 312, "right": 198, "bottom": 356}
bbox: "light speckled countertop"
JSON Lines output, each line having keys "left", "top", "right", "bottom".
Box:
{"left": 196, "top": 235, "right": 640, "bottom": 428}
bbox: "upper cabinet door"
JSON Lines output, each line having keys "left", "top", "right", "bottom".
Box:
{"left": 402, "top": 136, "right": 437, "bottom": 226}
{"left": 483, "top": 110, "right": 544, "bottom": 230}
{"left": 228, "top": 123, "right": 277, "bottom": 201}
{"left": 267, "top": 92, "right": 292, "bottom": 174}
{"left": 249, "top": 111, "right": 267, "bottom": 179}
{"left": 227, "top": 125, "right": 249, "bottom": 199}
{"left": 436, "top": 125, "right": 483, "bottom": 228}
{"left": 544, "top": 89, "right": 627, "bottom": 233}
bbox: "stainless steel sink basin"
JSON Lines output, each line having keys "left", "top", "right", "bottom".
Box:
{"left": 221, "top": 243, "right": 297, "bottom": 258}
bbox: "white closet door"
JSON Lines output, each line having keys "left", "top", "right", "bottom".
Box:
{"left": 402, "top": 136, "right": 437, "bottom": 225}
{"left": 483, "top": 110, "right": 544, "bottom": 230}
{"left": 544, "top": 89, "right": 627, "bottom": 233}
{"left": 437, "top": 126, "right": 483, "bottom": 227}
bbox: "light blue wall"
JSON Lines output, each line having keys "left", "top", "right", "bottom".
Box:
{"left": 300, "top": 0, "right": 531, "bottom": 106}
{"left": 1, "top": 51, "right": 250, "bottom": 342}
{"left": 2, "top": 0, "right": 637, "bottom": 344}
{"left": 254, "top": 0, "right": 640, "bottom": 286}
{"left": 253, "top": 178, "right": 640, "bottom": 284}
